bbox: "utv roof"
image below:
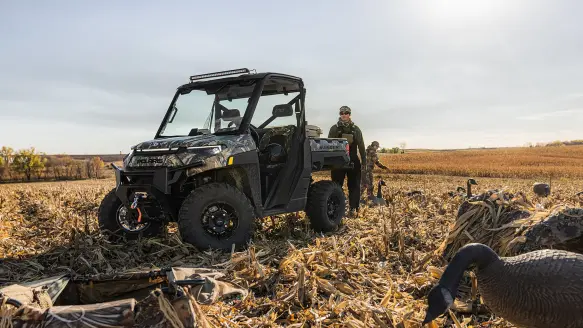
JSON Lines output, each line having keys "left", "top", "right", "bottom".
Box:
{"left": 177, "top": 68, "right": 303, "bottom": 91}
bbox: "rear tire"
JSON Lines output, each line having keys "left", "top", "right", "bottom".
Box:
{"left": 97, "top": 188, "right": 164, "bottom": 241}
{"left": 305, "top": 180, "right": 346, "bottom": 233}
{"left": 177, "top": 183, "right": 255, "bottom": 251}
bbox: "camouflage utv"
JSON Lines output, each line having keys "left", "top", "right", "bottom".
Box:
{"left": 98, "top": 68, "right": 353, "bottom": 251}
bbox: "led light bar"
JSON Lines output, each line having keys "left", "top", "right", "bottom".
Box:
{"left": 189, "top": 68, "right": 251, "bottom": 82}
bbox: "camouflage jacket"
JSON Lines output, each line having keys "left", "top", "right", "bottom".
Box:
{"left": 365, "top": 145, "right": 388, "bottom": 170}
{"left": 328, "top": 120, "right": 366, "bottom": 166}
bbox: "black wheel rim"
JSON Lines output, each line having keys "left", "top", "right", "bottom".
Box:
{"left": 116, "top": 205, "right": 150, "bottom": 232}
{"left": 326, "top": 193, "right": 342, "bottom": 221}
{"left": 201, "top": 202, "right": 239, "bottom": 239}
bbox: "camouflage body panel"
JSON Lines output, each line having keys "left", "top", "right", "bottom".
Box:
{"left": 309, "top": 138, "right": 348, "bottom": 152}
{"left": 185, "top": 154, "right": 226, "bottom": 176}
{"left": 125, "top": 134, "right": 256, "bottom": 177}
{"left": 258, "top": 125, "right": 296, "bottom": 151}
{"left": 131, "top": 133, "right": 255, "bottom": 152}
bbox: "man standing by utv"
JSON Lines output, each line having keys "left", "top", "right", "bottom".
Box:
{"left": 328, "top": 106, "right": 366, "bottom": 217}
{"left": 362, "top": 140, "right": 389, "bottom": 200}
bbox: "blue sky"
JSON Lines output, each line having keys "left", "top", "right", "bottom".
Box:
{"left": 1, "top": 0, "right": 583, "bottom": 154}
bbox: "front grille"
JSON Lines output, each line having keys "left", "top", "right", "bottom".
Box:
{"left": 129, "top": 155, "right": 167, "bottom": 167}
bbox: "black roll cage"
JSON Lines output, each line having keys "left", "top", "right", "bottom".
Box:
{"left": 154, "top": 72, "right": 306, "bottom": 139}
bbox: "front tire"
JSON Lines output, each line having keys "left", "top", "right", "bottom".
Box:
{"left": 177, "top": 183, "right": 255, "bottom": 251}
{"left": 305, "top": 180, "right": 346, "bottom": 233}
{"left": 97, "top": 188, "right": 164, "bottom": 241}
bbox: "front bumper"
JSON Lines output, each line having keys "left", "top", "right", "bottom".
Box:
{"left": 111, "top": 163, "right": 184, "bottom": 204}
{"left": 112, "top": 163, "right": 188, "bottom": 222}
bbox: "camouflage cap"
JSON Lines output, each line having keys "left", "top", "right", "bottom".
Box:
{"left": 339, "top": 106, "right": 351, "bottom": 114}
{"left": 371, "top": 141, "right": 379, "bottom": 147}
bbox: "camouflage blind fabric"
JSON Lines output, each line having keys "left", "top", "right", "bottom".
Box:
{"left": 438, "top": 190, "right": 583, "bottom": 261}
{"left": 42, "top": 298, "right": 137, "bottom": 327}
{"left": 512, "top": 207, "right": 583, "bottom": 255}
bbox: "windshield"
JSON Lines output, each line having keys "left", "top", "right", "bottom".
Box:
{"left": 158, "top": 81, "right": 256, "bottom": 137}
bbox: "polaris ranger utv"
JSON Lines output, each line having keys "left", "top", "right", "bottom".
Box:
{"left": 98, "top": 68, "right": 353, "bottom": 251}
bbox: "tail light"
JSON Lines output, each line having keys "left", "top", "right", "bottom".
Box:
{"left": 345, "top": 143, "right": 350, "bottom": 155}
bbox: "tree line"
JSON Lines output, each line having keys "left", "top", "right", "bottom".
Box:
{"left": 524, "top": 139, "right": 583, "bottom": 147}
{"left": 379, "top": 142, "right": 407, "bottom": 154}
{"left": 0, "top": 146, "right": 107, "bottom": 183}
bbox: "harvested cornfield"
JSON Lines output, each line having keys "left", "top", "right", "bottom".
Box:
{"left": 379, "top": 145, "right": 583, "bottom": 179}
{"left": 2, "top": 174, "right": 583, "bottom": 327}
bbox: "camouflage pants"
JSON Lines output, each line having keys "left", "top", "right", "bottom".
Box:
{"left": 361, "top": 167, "right": 374, "bottom": 197}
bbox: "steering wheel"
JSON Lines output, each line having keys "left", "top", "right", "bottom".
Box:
{"left": 248, "top": 124, "right": 260, "bottom": 146}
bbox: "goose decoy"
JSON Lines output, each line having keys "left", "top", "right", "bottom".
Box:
{"left": 423, "top": 243, "right": 583, "bottom": 328}
{"left": 465, "top": 178, "right": 478, "bottom": 198}
{"left": 369, "top": 179, "right": 387, "bottom": 206}
{"left": 533, "top": 182, "right": 550, "bottom": 197}
{"left": 406, "top": 190, "right": 424, "bottom": 197}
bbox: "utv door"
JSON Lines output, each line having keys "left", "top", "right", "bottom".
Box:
{"left": 261, "top": 88, "right": 311, "bottom": 213}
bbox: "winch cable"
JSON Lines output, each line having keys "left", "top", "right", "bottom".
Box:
{"left": 130, "top": 195, "right": 144, "bottom": 223}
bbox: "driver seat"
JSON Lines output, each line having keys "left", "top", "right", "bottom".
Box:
{"left": 258, "top": 125, "right": 296, "bottom": 155}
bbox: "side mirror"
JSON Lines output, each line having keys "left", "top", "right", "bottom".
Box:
{"left": 272, "top": 104, "right": 293, "bottom": 117}
{"left": 222, "top": 109, "right": 241, "bottom": 121}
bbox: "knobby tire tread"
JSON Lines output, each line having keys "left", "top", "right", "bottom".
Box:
{"left": 178, "top": 182, "right": 255, "bottom": 251}
{"left": 305, "top": 180, "right": 345, "bottom": 233}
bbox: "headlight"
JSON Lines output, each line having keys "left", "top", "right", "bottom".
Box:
{"left": 186, "top": 145, "right": 222, "bottom": 154}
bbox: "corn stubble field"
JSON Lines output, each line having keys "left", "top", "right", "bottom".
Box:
{"left": 385, "top": 145, "right": 583, "bottom": 179}
{"left": 2, "top": 146, "right": 583, "bottom": 327}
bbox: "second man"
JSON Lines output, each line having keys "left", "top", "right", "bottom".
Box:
{"left": 328, "top": 106, "right": 366, "bottom": 216}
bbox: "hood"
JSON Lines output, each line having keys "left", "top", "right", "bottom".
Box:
{"left": 133, "top": 134, "right": 227, "bottom": 150}
{"left": 127, "top": 134, "right": 257, "bottom": 172}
